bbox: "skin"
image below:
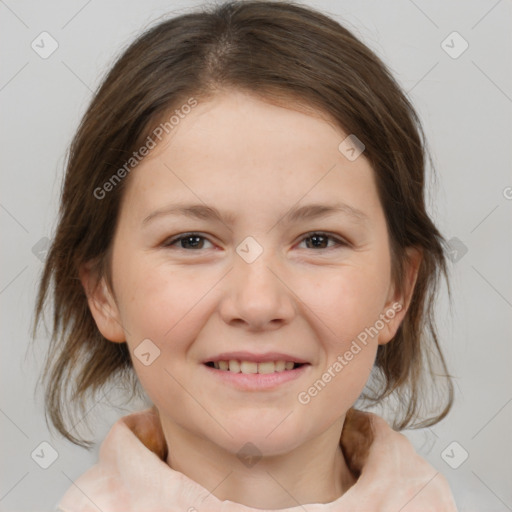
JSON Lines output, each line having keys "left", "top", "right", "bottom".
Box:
{"left": 81, "top": 89, "right": 421, "bottom": 509}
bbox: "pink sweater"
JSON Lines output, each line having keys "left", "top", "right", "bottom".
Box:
{"left": 56, "top": 407, "right": 458, "bottom": 511}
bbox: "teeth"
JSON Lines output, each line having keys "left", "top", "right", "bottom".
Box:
{"left": 275, "top": 361, "right": 286, "bottom": 372}
{"left": 258, "top": 361, "right": 276, "bottom": 374}
{"left": 240, "top": 361, "right": 258, "bottom": 374}
{"left": 211, "top": 360, "right": 301, "bottom": 373}
{"left": 228, "top": 360, "right": 240, "bottom": 373}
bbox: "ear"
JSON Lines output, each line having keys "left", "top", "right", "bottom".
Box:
{"left": 378, "top": 246, "right": 422, "bottom": 345}
{"left": 79, "top": 261, "right": 126, "bottom": 343}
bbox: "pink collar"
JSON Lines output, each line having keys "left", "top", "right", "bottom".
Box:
{"left": 57, "top": 407, "right": 457, "bottom": 511}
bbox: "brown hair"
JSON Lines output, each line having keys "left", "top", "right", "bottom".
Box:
{"left": 32, "top": 0, "right": 453, "bottom": 448}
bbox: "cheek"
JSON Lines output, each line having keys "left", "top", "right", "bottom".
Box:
{"left": 298, "top": 263, "right": 390, "bottom": 343}
{"left": 295, "top": 269, "right": 382, "bottom": 416}
{"left": 298, "top": 344, "right": 376, "bottom": 425}
{"left": 113, "top": 259, "right": 210, "bottom": 398}
{"left": 113, "top": 256, "right": 205, "bottom": 339}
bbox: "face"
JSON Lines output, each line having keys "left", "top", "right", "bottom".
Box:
{"left": 83, "top": 90, "right": 416, "bottom": 457}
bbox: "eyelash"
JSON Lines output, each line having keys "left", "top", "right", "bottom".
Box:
{"left": 162, "top": 232, "right": 348, "bottom": 251}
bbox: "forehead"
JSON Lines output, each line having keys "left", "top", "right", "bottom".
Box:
{"left": 149, "top": 91, "right": 341, "bottom": 162}
{"left": 122, "top": 90, "right": 381, "bottom": 224}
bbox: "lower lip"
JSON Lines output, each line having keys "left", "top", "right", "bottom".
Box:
{"left": 202, "top": 363, "right": 311, "bottom": 391}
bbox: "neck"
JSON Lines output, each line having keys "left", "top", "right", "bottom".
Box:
{"left": 161, "top": 414, "right": 357, "bottom": 509}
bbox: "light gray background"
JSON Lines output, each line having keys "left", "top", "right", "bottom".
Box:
{"left": 1, "top": 0, "right": 511, "bottom": 510}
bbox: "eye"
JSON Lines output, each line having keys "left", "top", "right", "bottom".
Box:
{"left": 298, "top": 232, "right": 348, "bottom": 250}
{"left": 161, "top": 231, "right": 348, "bottom": 252}
{"left": 162, "top": 233, "right": 214, "bottom": 250}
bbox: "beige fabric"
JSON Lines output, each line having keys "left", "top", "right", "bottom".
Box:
{"left": 57, "top": 407, "right": 458, "bottom": 511}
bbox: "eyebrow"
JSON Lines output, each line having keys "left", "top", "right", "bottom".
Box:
{"left": 142, "top": 201, "right": 369, "bottom": 227}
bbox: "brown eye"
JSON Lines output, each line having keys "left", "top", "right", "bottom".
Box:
{"left": 299, "top": 232, "right": 347, "bottom": 250}
{"left": 163, "top": 233, "right": 213, "bottom": 250}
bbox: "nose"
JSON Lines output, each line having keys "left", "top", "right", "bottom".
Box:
{"left": 218, "top": 248, "right": 296, "bottom": 331}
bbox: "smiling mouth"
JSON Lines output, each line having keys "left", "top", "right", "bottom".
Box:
{"left": 204, "top": 360, "right": 307, "bottom": 374}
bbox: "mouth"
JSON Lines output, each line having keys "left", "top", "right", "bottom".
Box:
{"left": 202, "top": 358, "right": 311, "bottom": 391}
{"left": 204, "top": 360, "right": 308, "bottom": 374}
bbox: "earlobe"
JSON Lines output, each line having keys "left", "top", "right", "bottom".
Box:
{"left": 378, "top": 246, "right": 422, "bottom": 346}
{"left": 79, "top": 263, "right": 126, "bottom": 343}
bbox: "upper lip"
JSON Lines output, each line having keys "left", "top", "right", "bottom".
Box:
{"left": 203, "top": 351, "right": 310, "bottom": 364}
